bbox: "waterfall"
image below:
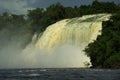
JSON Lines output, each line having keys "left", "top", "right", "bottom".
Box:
{"left": 22, "top": 14, "right": 111, "bottom": 68}
{"left": 35, "top": 14, "right": 111, "bottom": 51}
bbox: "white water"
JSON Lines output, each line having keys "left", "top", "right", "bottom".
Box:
{"left": 23, "top": 14, "right": 110, "bottom": 68}
{"left": 36, "top": 14, "right": 111, "bottom": 51}
{"left": 0, "top": 14, "right": 111, "bottom": 68}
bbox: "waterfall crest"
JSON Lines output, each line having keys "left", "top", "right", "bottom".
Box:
{"left": 35, "top": 14, "right": 111, "bottom": 52}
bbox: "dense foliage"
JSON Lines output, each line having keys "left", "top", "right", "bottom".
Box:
{"left": 85, "top": 12, "right": 120, "bottom": 68}
{"left": 0, "top": 0, "right": 120, "bottom": 68}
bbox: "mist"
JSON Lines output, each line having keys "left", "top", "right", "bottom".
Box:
{"left": 0, "top": 24, "right": 32, "bottom": 68}
{"left": 0, "top": 27, "right": 90, "bottom": 68}
{"left": 0, "top": 38, "right": 91, "bottom": 68}
{"left": 0, "top": 19, "right": 89, "bottom": 69}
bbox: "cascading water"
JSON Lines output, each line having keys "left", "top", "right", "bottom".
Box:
{"left": 36, "top": 14, "right": 111, "bottom": 51}
{"left": 22, "top": 14, "right": 111, "bottom": 68}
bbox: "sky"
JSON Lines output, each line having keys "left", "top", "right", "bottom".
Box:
{"left": 0, "top": 0, "right": 120, "bottom": 14}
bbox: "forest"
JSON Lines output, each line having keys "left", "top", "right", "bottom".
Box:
{"left": 0, "top": 0, "right": 120, "bottom": 68}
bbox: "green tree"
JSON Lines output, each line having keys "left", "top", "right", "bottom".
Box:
{"left": 85, "top": 12, "right": 120, "bottom": 68}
